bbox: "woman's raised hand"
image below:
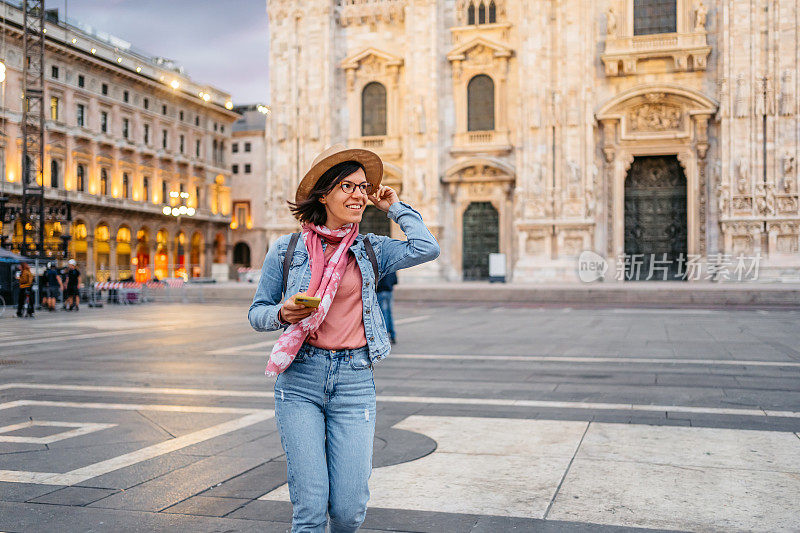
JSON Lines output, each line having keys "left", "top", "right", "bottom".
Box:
{"left": 367, "top": 185, "right": 399, "bottom": 212}
{"left": 280, "top": 293, "right": 316, "bottom": 324}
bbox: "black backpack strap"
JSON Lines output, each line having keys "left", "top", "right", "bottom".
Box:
{"left": 363, "top": 236, "right": 379, "bottom": 283}
{"left": 282, "top": 232, "right": 300, "bottom": 299}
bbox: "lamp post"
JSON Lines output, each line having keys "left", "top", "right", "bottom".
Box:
{"left": 162, "top": 191, "right": 195, "bottom": 279}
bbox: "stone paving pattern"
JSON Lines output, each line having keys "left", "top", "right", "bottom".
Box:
{"left": 1, "top": 301, "right": 799, "bottom": 532}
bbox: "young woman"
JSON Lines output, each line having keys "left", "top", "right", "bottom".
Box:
{"left": 249, "top": 144, "right": 439, "bottom": 532}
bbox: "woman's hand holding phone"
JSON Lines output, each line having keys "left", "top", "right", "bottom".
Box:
{"left": 279, "top": 292, "right": 318, "bottom": 324}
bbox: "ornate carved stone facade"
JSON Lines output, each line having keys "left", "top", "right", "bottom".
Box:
{"left": 265, "top": 0, "right": 800, "bottom": 281}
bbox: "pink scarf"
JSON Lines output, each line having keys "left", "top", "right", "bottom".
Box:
{"left": 265, "top": 222, "right": 359, "bottom": 376}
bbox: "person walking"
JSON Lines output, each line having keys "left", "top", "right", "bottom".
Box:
{"left": 249, "top": 144, "right": 439, "bottom": 533}
{"left": 376, "top": 271, "right": 397, "bottom": 344}
{"left": 43, "top": 262, "right": 63, "bottom": 311}
{"left": 64, "top": 259, "right": 81, "bottom": 311}
{"left": 16, "top": 262, "right": 34, "bottom": 317}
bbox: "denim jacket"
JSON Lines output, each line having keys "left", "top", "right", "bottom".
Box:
{"left": 248, "top": 201, "right": 439, "bottom": 364}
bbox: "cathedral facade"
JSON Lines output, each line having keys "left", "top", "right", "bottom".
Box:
{"left": 265, "top": 0, "right": 799, "bottom": 282}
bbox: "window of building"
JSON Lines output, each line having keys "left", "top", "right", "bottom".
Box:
{"left": 232, "top": 164, "right": 239, "bottom": 174}
{"left": 232, "top": 143, "right": 239, "bottom": 153}
{"left": 361, "top": 82, "right": 387, "bottom": 136}
{"left": 144, "top": 123, "right": 150, "bottom": 144}
{"left": 122, "top": 173, "right": 130, "bottom": 199}
{"left": 179, "top": 110, "right": 184, "bottom": 121}
{"left": 77, "top": 103, "right": 86, "bottom": 127}
{"left": 143, "top": 177, "right": 150, "bottom": 202}
{"left": 244, "top": 142, "right": 251, "bottom": 152}
{"left": 195, "top": 115, "right": 200, "bottom": 126}
{"left": 122, "top": 117, "right": 130, "bottom": 139}
{"left": 143, "top": 97, "right": 149, "bottom": 110}
{"left": 467, "top": 74, "right": 495, "bottom": 131}
{"left": 123, "top": 90, "right": 129, "bottom": 103}
{"left": 213, "top": 122, "right": 218, "bottom": 132}
{"left": 244, "top": 164, "right": 252, "bottom": 174}
{"left": 633, "top": 0, "right": 677, "bottom": 35}
{"left": 100, "top": 168, "right": 108, "bottom": 195}
{"left": 77, "top": 74, "right": 84, "bottom": 88}
{"left": 101, "top": 83, "right": 108, "bottom": 96}
{"left": 76, "top": 164, "right": 85, "bottom": 192}
{"left": 162, "top": 104, "right": 167, "bottom": 115}
{"left": 221, "top": 125, "right": 225, "bottom": 133}
{"left": 179, "top": 183, "right": 185, "bottom": 195}
{"left": 50, "top": 96, "right": 59, "bottom": 121}
{"left": 161, "top": 180, "right": 167, "bottom": 202}
{"left": 236, "top": 204, "right": 248, "bottom": 228}
{"left": 100, "top": 111, "right": 108, "bottom": 133}
{"left": 195, "top": 186, "right": 201, "bottom": 208}
{"left": 51, "top": 65, "right": 59, "bottom": 79}
{"left": 179, "top": 134, "right": 185, "bottom": 153}
{"left": 467, "top": 1, "right": 496, "bottom": 25}
{"left": 162, "top": 129, "right": 168, "bottom": 149}
{"left": 195, "top": 139, "right": 200, "bottom": 157}
{"left": 50, "top": 159, "right": 59, "bottom": 188}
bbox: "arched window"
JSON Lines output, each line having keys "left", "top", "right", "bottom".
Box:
{"left": 76, "top": 164, "right": 85, "bottom": 192}
{"left": 100, "top": 168, "right": 108, "bottom": 196}
{"left": 488, "top": 1, "right": 496, "bottom": 23}
{"left": 633, "top": 0, "right": 677, "bottom": 35}
{"left": 478, "top": 1, "right": 486, "bottom": 24}
{"left": 467, "top": 74, "right": 495, "bottom": 131}
{"left": 50, "top": 159, "right": 59, "bottom": 188}
{"left": 468, "top": 2, "right": 475, "bottom": 24}
{"left": 361, "top": 82, "right": 387, "bottom": 137}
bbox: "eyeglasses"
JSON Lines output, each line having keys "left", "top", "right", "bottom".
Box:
{"left": 339, "top": 180, "right": 374, "bottom": 195}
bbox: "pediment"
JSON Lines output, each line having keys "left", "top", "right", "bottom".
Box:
{"left": 341, "top": 48, "right": 403, "bottom": 71}
{"left": 444, "top": 157, "right": 515, "bottom": 182}
{"left": 447, "top": 37, "right": 512, "bottom": 63}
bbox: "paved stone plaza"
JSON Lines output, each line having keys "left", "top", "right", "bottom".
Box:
{"left": 1, "top": 301, "right": 799, "bottom": 532}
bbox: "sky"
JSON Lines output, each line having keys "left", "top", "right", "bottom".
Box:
{"left": 59, "top": 0, "right": 269, "bottom": 104}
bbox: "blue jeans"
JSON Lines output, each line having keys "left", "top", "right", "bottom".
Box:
{"left": 274, "top": 343, "right": 376, "bottom": 533}
{"left": 377, "top": 291, "right": 395, "bottom": 340}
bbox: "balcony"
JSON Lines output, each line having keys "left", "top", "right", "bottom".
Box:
{"left": 601, "top": 31, "right": 711, "bottom": 76}
{"left": 451, "top": 130, "right": 511, "bottom": 156}
{"left": 349, "top": 135, "right": 401, "bottom": 159}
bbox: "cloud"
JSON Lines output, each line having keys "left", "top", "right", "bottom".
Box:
{"left": 61, "top": 0, "right": 269, "bottom": 102}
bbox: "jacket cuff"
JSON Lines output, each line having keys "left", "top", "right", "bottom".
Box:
{"left": 387, "top": 201, "right": 420, "bottom": 221}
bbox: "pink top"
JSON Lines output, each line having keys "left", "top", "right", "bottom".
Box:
{"left": 307, "top": 244, "right": 367, "bottom": 350}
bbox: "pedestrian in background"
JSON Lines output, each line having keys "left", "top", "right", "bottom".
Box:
{"left": 64, "top": 259, "right": 81, "bottom": 311}
{"left": 249, "top": 144, "right": 439, "bottom": 532}
{"left": 43, "top": 262, "right": 63, "bottom": 311}
{"left": 16, "top": 262, "right": 34, "bottom": 318}
{"left": 376, "top": 271, "right": 397, "bottom": 344}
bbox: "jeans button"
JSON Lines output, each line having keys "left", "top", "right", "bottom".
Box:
{"left": 365, "top": 309, "right": 371, "bottom": 314}
{"left": 369, "top": 336, "right": 374, "bottom": 341}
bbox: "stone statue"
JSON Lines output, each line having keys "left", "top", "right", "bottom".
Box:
{"left": 780, "top": 70, "right": 795, "bottom": 116}
{"left": 736, "top": 158, "right": 749, "bottom": 193}
{"left": 415, "top": 97, "right": 426, "bottom": 134}
{"left": 717, "top": 78, "right": 729, "bottom": 118}
{"left": 606, "top": 7, "right": 617, "bottom": 36}
{"left": 735, "top": 75, "right": 748, "bottom": 118}
{"left": 694, "top": 2, "right": 707, "bottom": 32}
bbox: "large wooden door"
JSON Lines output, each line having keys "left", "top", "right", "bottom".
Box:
{"left": 462, "top": 201, "right": 499, "bottom": 280}
{"left": 624, "top": 156, "right": 687, "bottom": 281}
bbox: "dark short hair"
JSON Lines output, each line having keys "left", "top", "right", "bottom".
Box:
{"left": 288, "top": 161, "right": 365, "bottom": 225}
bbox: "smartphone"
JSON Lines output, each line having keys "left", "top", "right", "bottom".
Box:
{"left": 294, "top": 295, "right": 321, "bottom": 308}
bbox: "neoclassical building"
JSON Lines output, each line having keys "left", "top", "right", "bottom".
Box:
{"left": 265, "top": 0, "right": 799, "bottom": 281}
{"left": 0, "top": 5, "right": 238, "bottom": 282}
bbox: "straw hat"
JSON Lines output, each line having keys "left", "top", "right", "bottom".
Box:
{"left": 295, "top": 144, "right": 383, "bottom": 204}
